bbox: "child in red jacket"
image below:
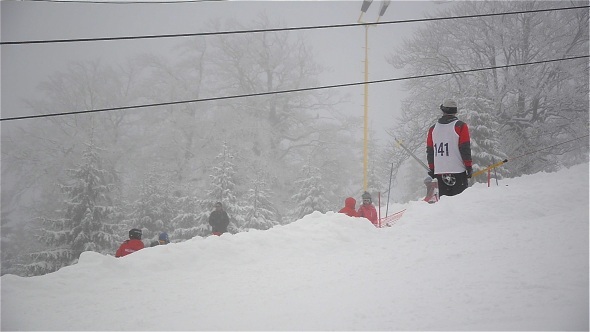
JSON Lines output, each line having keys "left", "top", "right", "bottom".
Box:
{"left": 338, "top": 197, "right": 358, "bottom": 217}
{"left": 115, "top": 228, "right": 145, "bottom": 258}
{"left": 357, "top": 192, "right": 378, "bottom": 226}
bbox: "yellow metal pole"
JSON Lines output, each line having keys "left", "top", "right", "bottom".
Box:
{"left": 471, "top": 159, "right": 509, "bottom": 178}
{"left": 363, "top": 24, "right": 369, "bottom": 191}
{"left": 358, "top": 0, "right": 390, "bottom": 193}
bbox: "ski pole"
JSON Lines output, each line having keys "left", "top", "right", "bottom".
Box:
{"left": 385, "top": 163, "right": 393, "bottom": 217}
{"left": 395, "top": 138, "right": 429, "bottom": 171}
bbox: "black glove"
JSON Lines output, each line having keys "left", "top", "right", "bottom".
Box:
{"left": 428, "top": 169, "right": 435, "bottom": 179}
{"left": 466, "top": 166, "right": 473, "bottom": 178}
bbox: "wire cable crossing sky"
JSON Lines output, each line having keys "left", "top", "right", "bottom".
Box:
{"left": 1, "top": 55, "right": 587, "bottom": 122}
{"left": 1, "top": 5, "right": 587, "bottom": 45}
{"left": 26, "top": 0, "right": 220, "bottom": 3}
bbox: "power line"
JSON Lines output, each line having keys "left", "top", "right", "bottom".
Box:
{"left": 471, "top": 134, "right": 590, "bottom": 178}
{"left": 509, "top": 134, "right": 590, "bottom": 162}
{"left": 25, "top": 0, "right": 222, "bottom": 3}
{"left": 1, "top": 5, "right": 587, "bottom": 45}
{"left": 1, "top": 54, "right": 587, "bottom": 122}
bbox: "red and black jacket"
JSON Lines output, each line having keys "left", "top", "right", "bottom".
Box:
{"left": 426, "top": 114, "right": 472, "bottom": 172}
{"left": 115, "top": 239, "right": 144, "bottom": 257}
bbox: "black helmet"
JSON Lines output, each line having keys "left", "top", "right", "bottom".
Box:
{"left": 129, "top": 228, "right": 142, "bottom": 240}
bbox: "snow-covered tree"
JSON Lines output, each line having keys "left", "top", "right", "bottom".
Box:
{"left": 25, "top": 138, "right": 120, "bottom": 275}
{"left": 172, "top": 142, "right": 247, "bottom": 238}
{"left": 461, "top": 95, "right": 509, "bottom": 179}
{"left": 169, "top": 193, "right": 210, "bottom": 241}
{"left": 0, "top": 210, "right": 35, "bottom": 276}
{"left": 125, "top": 168, "right": 177, "bottom": 241}
{"left": 289, "top": 164, "right": 330, "bottom": 221}
{"left": 365, "top": 133, "right": 388, "bottom": 200}
{"left": 203, "top": 142, "right": 246, "bottom": 233}
{"left": 243, "top": 168, "right": 279, "bottom": 231}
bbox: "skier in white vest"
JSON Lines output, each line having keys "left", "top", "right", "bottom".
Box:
{"left": 426, "top": 99, "right": 473, "bottom": 197}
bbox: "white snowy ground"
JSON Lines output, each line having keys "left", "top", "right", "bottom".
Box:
{"left": 2, "top": 163, "right": 589, "bottom": 331}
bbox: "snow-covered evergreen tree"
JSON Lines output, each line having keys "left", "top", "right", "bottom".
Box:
{"left": 172, "top": 142, "right": 247, "bottom": 238}
{"left": 461, "top": 95, "right": 509, "bottom": 180}
{"left": 289, "top": 164, "right": 330, "bottom": 221}
{"left": 126, "top": 169, "right": 177, "bottom": 241}
{"left": 0, "top": 210, "right": 36, "bottom": 276}
{"left": 169, "top": 193, "right": 210, "bottom": 241}
{"left": 25, "top": 139, "right": 120, "bottom": 276}
{"left": 365, "top": 133, "right": 387, "bottom": 203}
{"left": 201, "top": 142, "right": 246, "bottom": 233}
{"left": 243, "top": 169, "right": 279, "bottom": 231}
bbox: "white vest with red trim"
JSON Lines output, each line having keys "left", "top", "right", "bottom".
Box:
{"left": 432, "top": 120, "right": 466, "bottom": 174}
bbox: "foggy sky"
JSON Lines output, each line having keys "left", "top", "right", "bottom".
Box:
{"left": 1, "top": 0, "right": 453, "bottom": 140}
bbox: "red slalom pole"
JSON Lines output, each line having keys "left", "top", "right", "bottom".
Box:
{"left": 378, "top": 192, "right": 381, "bottom": 228}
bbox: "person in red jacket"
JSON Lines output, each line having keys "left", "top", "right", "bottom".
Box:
{"left": 357, "top": 192, "right": 378, "bottom": 227}
{"left": 426, "top": 99, "right": 473, "bottom": 197}
{"left": 338, "top": 197, "right": 358, "bottom": 217}
{"left": 115, "top": 228, "right": 145, "bottom": 258}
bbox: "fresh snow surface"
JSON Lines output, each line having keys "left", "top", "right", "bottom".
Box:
{"left": 2, "top": 163, "right": 589, "bottom": 331}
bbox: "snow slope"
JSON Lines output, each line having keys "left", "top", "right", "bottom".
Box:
{"left": 2, "top": 163, "right": 588, "bottom": 331}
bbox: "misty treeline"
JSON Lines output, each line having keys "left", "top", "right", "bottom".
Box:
{"left": 2, "top": 14, "right": 362, "bottom": 276}
{"left": 2, "top": 1, "right": 588, "bottom": 276}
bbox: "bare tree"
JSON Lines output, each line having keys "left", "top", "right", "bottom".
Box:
{"left": 135, "top": 38, "right": 217, "bottom": 185}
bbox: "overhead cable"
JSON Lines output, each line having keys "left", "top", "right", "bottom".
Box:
{"left": 1, "top": 5, "right": 588, "bottom": 45}
{"left": 1, "top": 54, "right": 587, "bottom": 122}
{"left": 471, "top": 134, "right": 590, "bottom": 178}
{"left": 509, "top": 134, "right": 590, "bottom": 162}
{"left": 25, "top": 0, "right": 221, "bottom": 3}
